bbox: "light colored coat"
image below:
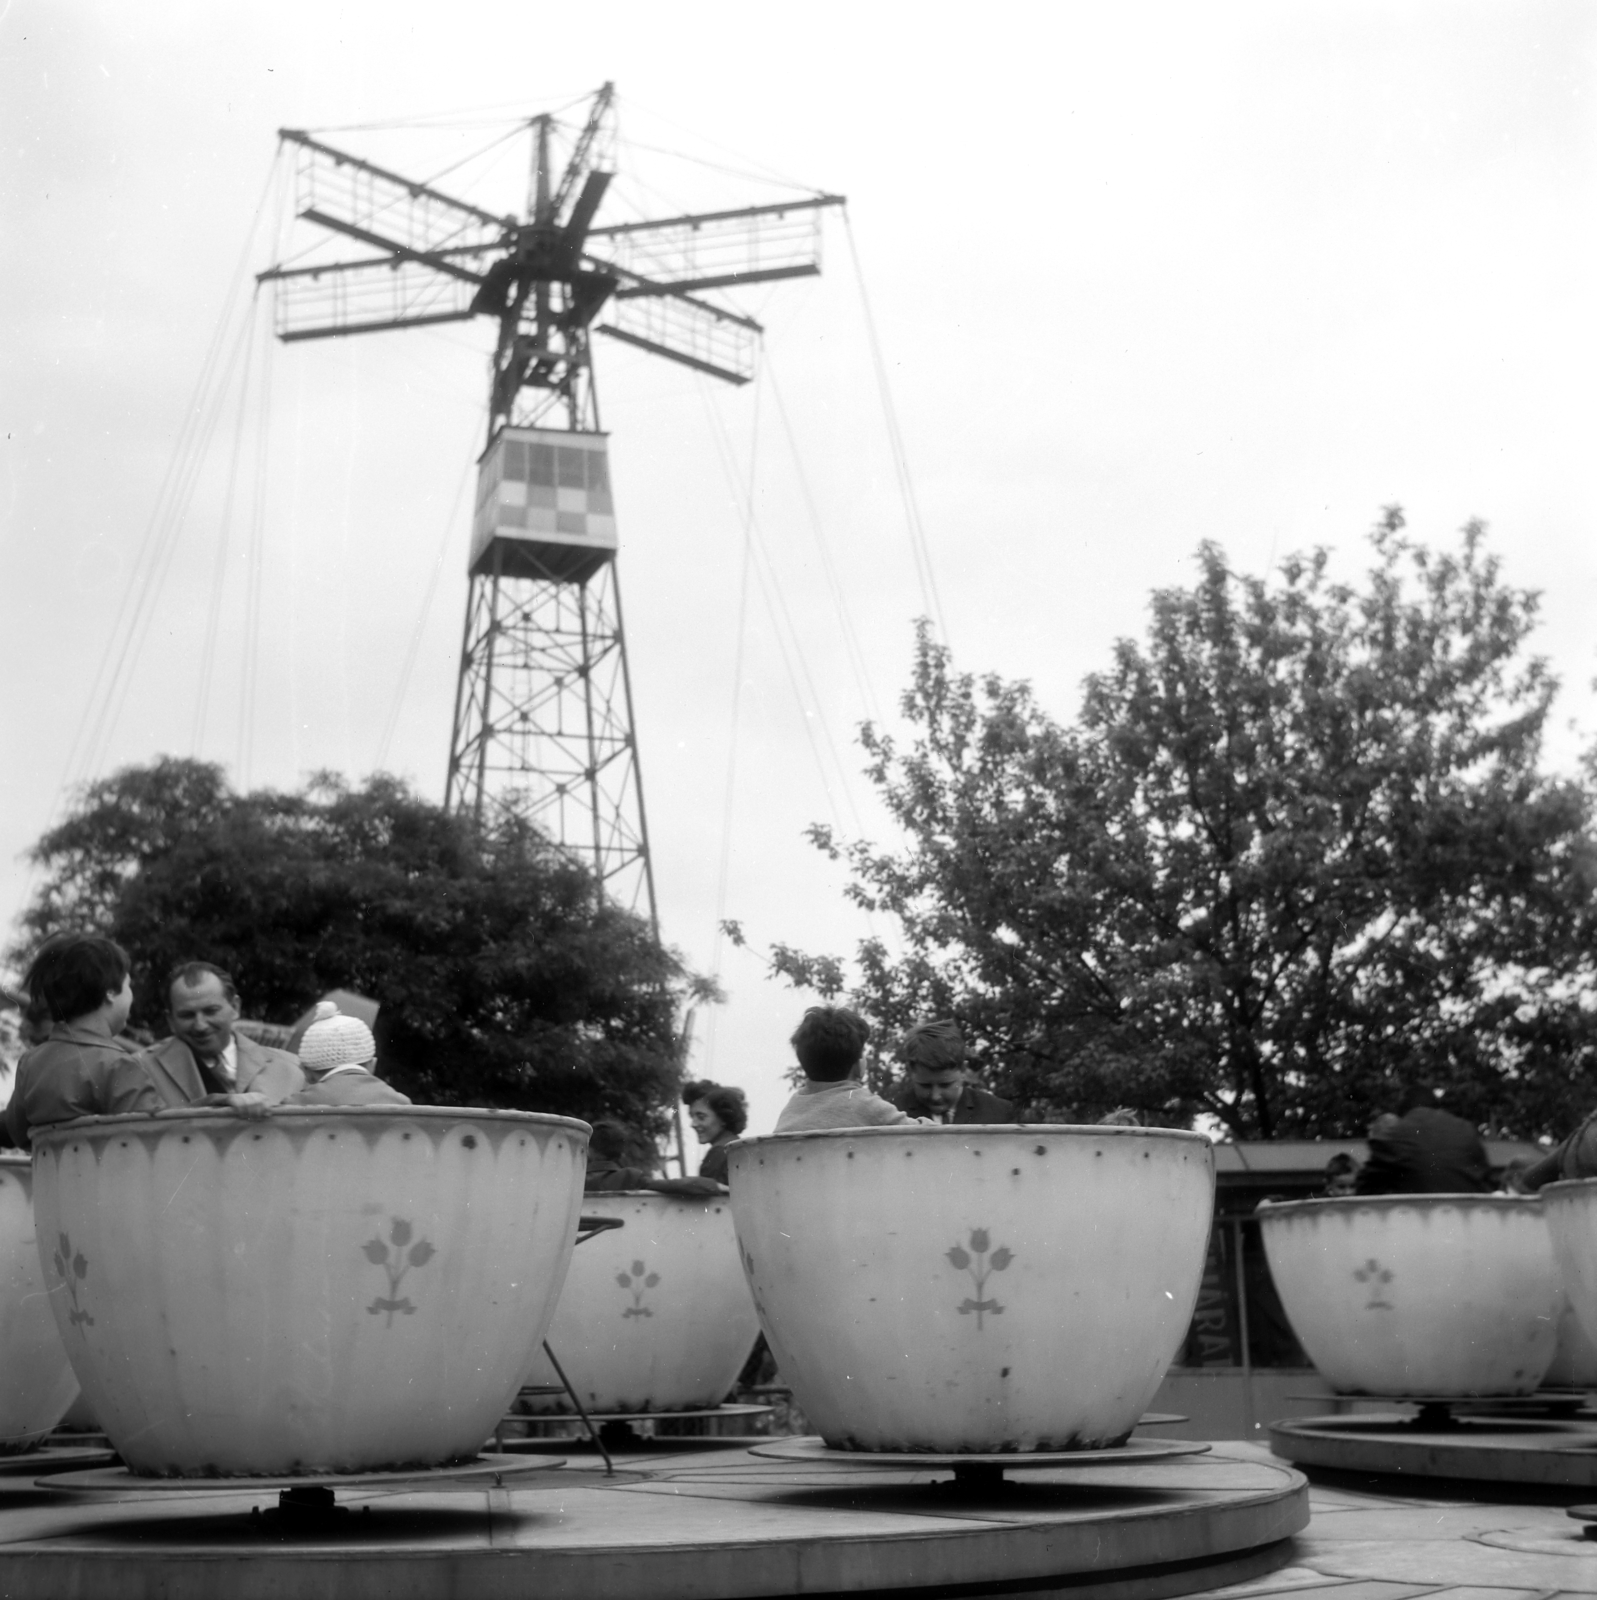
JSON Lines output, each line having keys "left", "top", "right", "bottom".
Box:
{"left": 286, "top": 1069, "right": 410, "bottom": 1107}
{"left": 774, "top": 1078, "right": 915, "bottom": 1133}
{"left": 139, "top": 1032, "right": 305, "bottom": 1107}
{"left": 5, "top": 1025, "right": 162, "bottom": 1150}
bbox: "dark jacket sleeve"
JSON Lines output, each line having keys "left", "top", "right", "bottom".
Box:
{"left": 1517, "top": 1110, "right": 1597, "bottom": 1192}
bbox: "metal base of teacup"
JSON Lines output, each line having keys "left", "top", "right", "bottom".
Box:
{"left": 1271, "top": 1403, "right": 1597, "bottom": 1489}
{"left": 0, "top": 1443, "right": 118, "bottom": 1476}
{"left": 499, "top": 1401, "right": 775, "bottom": 1455}
{"left": 750, "top": 1434, "right": 1210, "bottom": 1489}
{"left": 1289, "top": 1389, "right": 1595, "bottom": 1429}
{"left": 37, "top": 1452, "right": 563, "bottom": 1524}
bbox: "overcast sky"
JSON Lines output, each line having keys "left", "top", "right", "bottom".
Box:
{"left": 3, "top": 2, "right": 1594, "bottom": 1141}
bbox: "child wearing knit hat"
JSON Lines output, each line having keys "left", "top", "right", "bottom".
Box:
{"left": 286, "top": 1001, "right": 412, "bottom": 1107}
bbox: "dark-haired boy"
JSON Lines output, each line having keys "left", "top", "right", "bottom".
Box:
{"left": 5, "top": 934, "right": 161, "bottom": 1149}
{"left": 774, "top": 1007, "right": 923, "bottom": 1133}
{"left": 890, "top": 1018, "right": 1015, "bottom": 1124}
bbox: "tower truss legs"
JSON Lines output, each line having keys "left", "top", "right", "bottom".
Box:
{"left": 445, "top": 559, "right": 657, "bottom": 922}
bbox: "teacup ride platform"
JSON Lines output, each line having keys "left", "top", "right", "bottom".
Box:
{"left": 1269, "top": 1391, "right": 1597, "bottom": 1488}
{"left": 0, "top": 1435, "right": 1310, "bottom": 1600}
{"left": 1259, "top": 1188, "right": 1597, "bottom": 1489}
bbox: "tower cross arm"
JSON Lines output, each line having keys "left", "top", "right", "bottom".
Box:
{"left": 293, "top": 210, "right": 490, "bottom": 286}
{"left": 277, "top": 129, "right": 512, "bottom": 231}
{"left": 594, "top": 262, "right": 763, "bottom": 333}
{"left": 585, "top": 193, "right": 846, "bottom": 239}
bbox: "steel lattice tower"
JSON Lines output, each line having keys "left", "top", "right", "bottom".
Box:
{"left": 260, "top": 86, "right": 842, "bottom": 918}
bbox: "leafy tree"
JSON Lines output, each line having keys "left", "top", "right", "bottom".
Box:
{"left": 14, "top": 760, "right": 691, "bottom": 1133}
{"left": 744, "top": 513, "right": 1597, "bottom": 1139}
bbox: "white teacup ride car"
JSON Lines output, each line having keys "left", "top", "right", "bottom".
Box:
{"left": 729, "top": 1124, "right": 1216, "bottom": 1483}
{"left": 1257, "top": 1193, "right": 1560, "bottom": 1398}
{"left": 520, "top": 1191, "right": 761, "bottom": 1427}
{"left": 29, "top": 1106, "right": 587, "bottom": 1482}
{"left": 1541, "top": 1179, "right": 1597, "bottom": 1387}
{"left": 0, "top": 1152, "right": 81, "bottom": 1453}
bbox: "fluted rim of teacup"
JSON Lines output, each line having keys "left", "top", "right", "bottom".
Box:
{"left": 29, "top": 1103, "right": 592, "bottom": 1151}
{"left": 1256, "top": 1192, "right": 1543, "bottom": 1217}
{"left": 730, "top": 1123, "right": 1214, "bottom": 1151}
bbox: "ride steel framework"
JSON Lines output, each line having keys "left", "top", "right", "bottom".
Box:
{"left": 259, "top": 84, "right": 842, "bottom": 920}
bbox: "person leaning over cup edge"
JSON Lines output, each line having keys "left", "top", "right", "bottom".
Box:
{"left": 890, "top": 1018, "right": 1016, "bottom": 1125}
{"left": 584, "top": 1117, "right": 725, "bottom": 1196}
{"left": 138, "top": 961, "right": 303, "bottom": 1119}
{"left": 773, "top": 1006, "right": 934, "bottom": 1133}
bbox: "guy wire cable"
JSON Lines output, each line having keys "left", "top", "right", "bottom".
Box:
{"left": 700, "top": 367, "right": 761, "bottom": 1077}
{"left": 190, "top": 289, "right": 262, "bottom": 756}
{"left": 373, "top": 447, "right": 476, "bottom": 772}
{"left": 58, "top": 151, "right": 283, "bottom": 803}
{"left": 235, "top": 292, "right": 277, "bottom": 790}
{"left": 73, "top": 298, "right": 256, "bottom": 793}
{"left": 763, "top": 351, "right": 883, "bottom": 728}
{"left": 697, "top": 375, "right": 861, "bottom": 836}
{"left": 841, "top": 207, "right": 949, "bottom": 644}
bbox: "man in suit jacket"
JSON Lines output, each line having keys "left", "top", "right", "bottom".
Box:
{"left": 890, "top": 1017, "right": 1016, "bottom": 1125}
{"left": 139, "top": 962, "right": 304, "bottom": 1108}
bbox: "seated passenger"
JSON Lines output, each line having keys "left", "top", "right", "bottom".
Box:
{"left": 1353, "top": 1094, "right": 1491, "bottom": 1195}
{"left": 1323, "top": 1151, "right": 1361, "bottom": 1196}
{"left": 6, "top": 933, "right": 161, "bottom": 1149}
{"left": 683, "top": 1079, "right": 748, "bottom": 1183}
{"left": 140, "top": 962, "right": 303, "bottom": 1110}
{"left": 890, "top": 1018, "right": 1015, "bottom": 1124}
{"left": 584, "top": 1117, "right": 723, "bottom": 1195}
{"left": 286, "top": 1001, "right": 411, "bottom": 1106}
{"left": 1505, "top": 1110, "right": 1597, "bottom": 1193}
{"left": 774, "top": 1006, "right": 921, "bottom": 1133}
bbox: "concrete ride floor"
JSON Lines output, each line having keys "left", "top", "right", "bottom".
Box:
{"left": 1208, "top": 1443, "right": 1597, "bottom": 1600}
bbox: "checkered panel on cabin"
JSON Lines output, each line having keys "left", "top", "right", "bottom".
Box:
{"left": 471, "top": 428, "right": 618, "bottom": 573}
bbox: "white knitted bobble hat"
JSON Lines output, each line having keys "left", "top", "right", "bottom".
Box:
{"left": 298, "top": 1000, "right": 376, "bottom": 1071}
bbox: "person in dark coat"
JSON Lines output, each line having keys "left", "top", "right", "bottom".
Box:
{"left": 1354, "top": 1099, "right": 1491, "bottom": 1195}
{"left": 583, "top": 1118, "right": 723, "bottom": 1196}
{"left": 1506, "top": 1109, "right": 1597, "bottom": 1193}
{"left": 682, "top": 1080, "right": 747, "bottom": 1183}
{"left": 890, "top": 1018, "right": 1015, "bottom": 1124}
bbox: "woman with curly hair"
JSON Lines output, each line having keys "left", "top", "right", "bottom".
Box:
{"left": 682, "top": 1079, "right": 748, "bottom": 1184}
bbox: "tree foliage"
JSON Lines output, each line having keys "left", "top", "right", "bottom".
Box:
{"left": 754, "top": 514, "right": 1597, "bottom": 1139}
{"left": 15, "top": 761, "right": 690, "bottom": 1133}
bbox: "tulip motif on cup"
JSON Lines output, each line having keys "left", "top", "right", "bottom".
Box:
{"left": 617, "top": 1259, "right": 660, "bottom": 1318}
{"left": 51, "top": 1233, "right": 93, "bottom": 1328}
{"left": 1353, "top": 1257, "right": 1395, "bottom": 1311}
{"left": 946, "top": 1228, "right": 1014, "bottom": 1329}
{"left": 361, "top": 1217, "right": 436, "bottom": 1326}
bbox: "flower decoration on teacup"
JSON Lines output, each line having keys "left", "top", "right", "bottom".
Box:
{"left": 946, "top": 1228, "right": 1014, "bottom": 1330}
{"left": 362, "top": 1217, "right": 437, "bottom": 1326}
{"left": 617, "top": 1259, "right": 660, "bottom": 1318}
{"left": 52, "top": 1232, "right": 93, "bottom": 1328}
